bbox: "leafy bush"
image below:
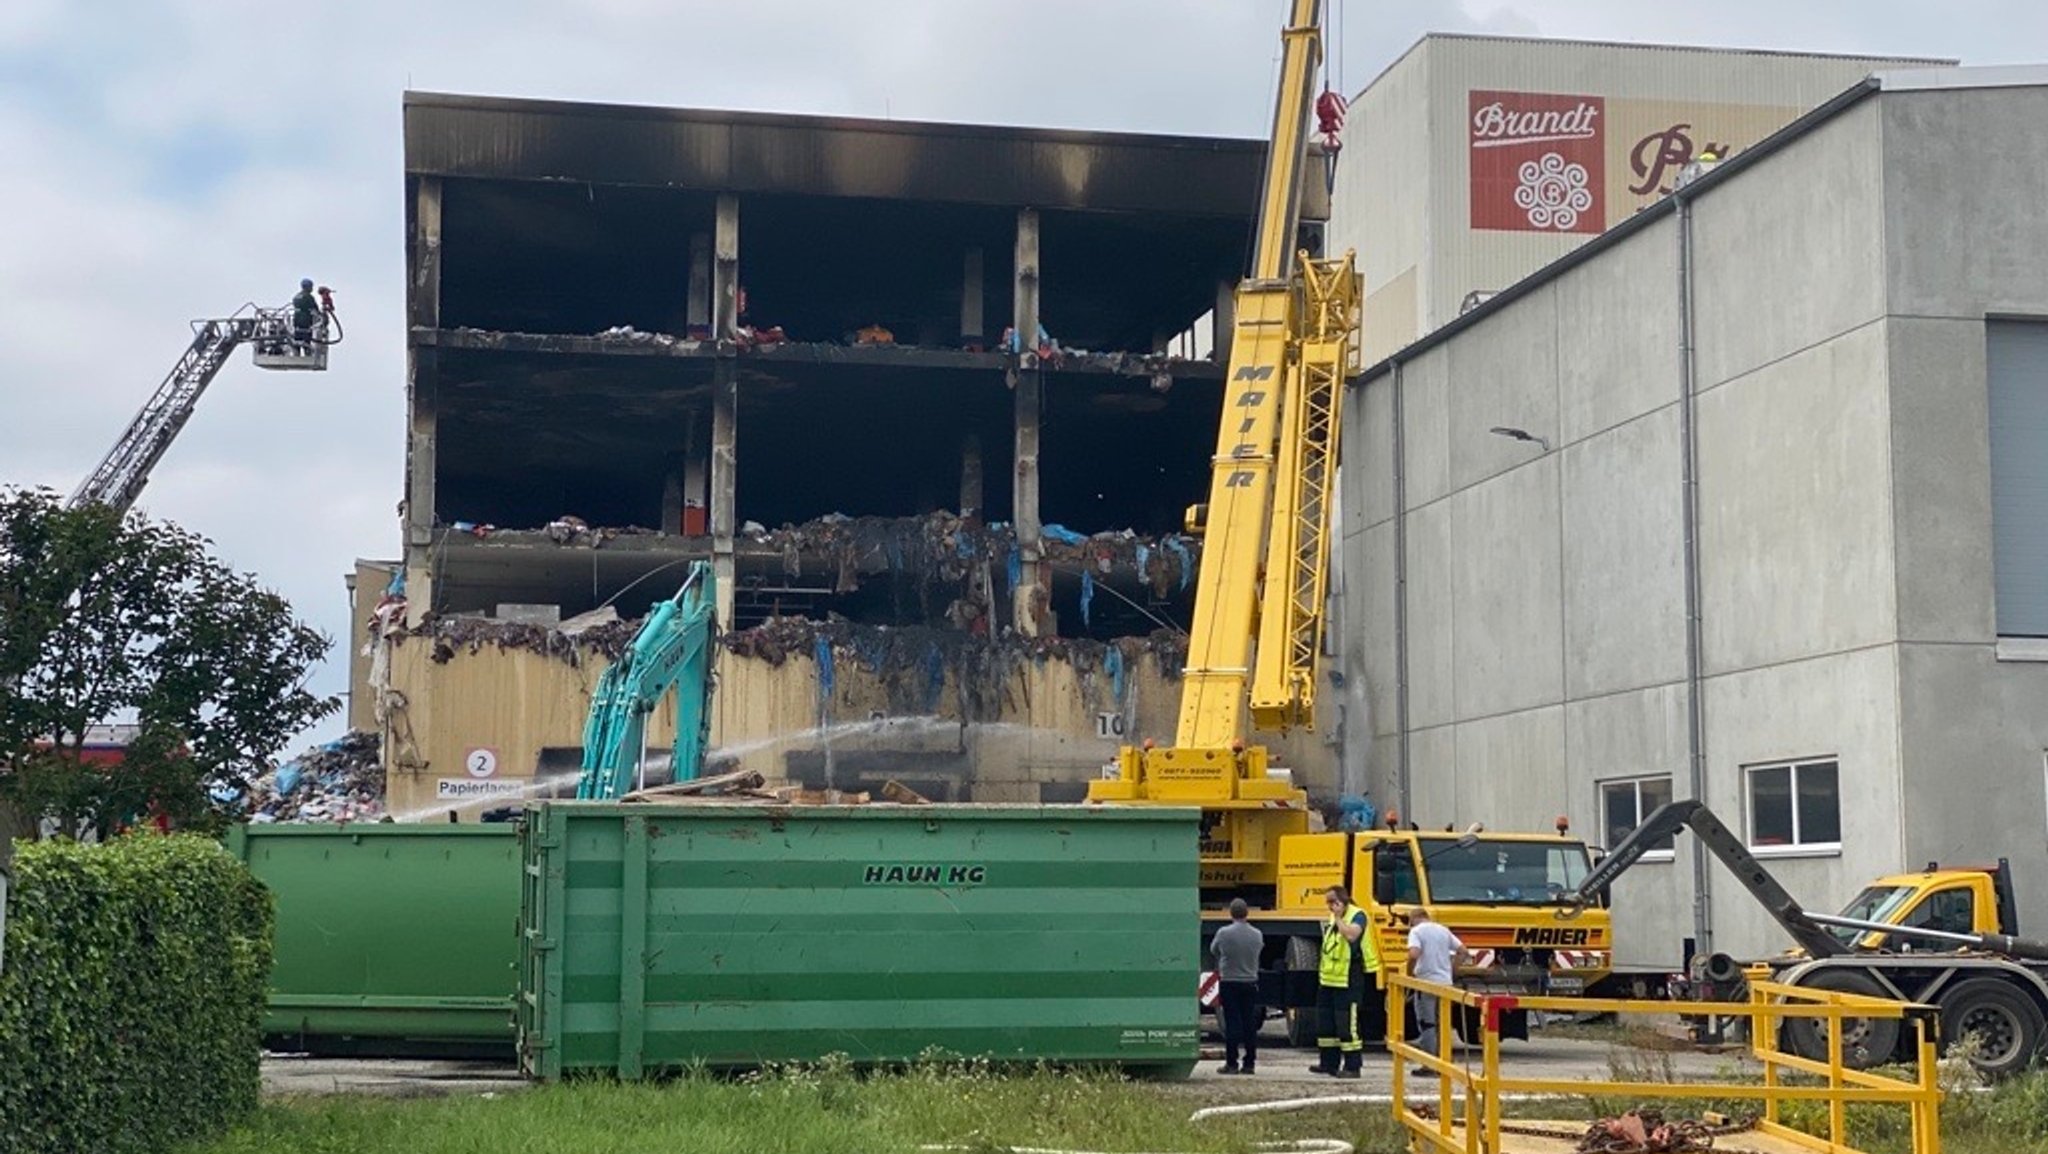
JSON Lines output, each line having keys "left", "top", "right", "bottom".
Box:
{"left": 0, "top": 835, "right": 273, "bottom": 1154}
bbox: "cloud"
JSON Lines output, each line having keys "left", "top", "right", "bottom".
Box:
{"left": 0, "top": 0, "right": 2031, "bottom": 754}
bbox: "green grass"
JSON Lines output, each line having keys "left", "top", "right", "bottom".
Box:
{"left": 182, "top": 1061, "right": 1405, "bottom": 1154}
{"left": 180, "top": 1057, "right": 2048, "bottom": 1154}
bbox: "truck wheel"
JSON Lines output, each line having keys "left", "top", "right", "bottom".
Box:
{"left": 1285, "top": 936, "right": 1320, "bottom": 1048}
{"left": 1783, "top": 969, "right": 1899, "bottom": 1069}
{"left": 1939, "top": 979, "right": 2046, "bottom": 1080}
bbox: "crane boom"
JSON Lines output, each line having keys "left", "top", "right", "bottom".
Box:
{"left": 69, "top": 302, "right": 333, "bottom": 515}
{"left": 1089, "top": 0, "right": 1362, "bottom": 903}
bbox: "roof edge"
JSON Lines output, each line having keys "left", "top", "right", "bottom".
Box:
{"left": 400, "top": 90, "right": 1265, "bottom": 152}
{"left": 1876, "top": 64, "right": 2048, "bottom": 91}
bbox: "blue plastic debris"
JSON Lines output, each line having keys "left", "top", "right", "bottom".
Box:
{"left": 1165, "top": 537, "right": 1195, "bottom": 592}
{"left": 1337, "top": 793, "right": 1378, "bottom": 832}
{"left": 1104, "top": 645, "right": 1126, "bottom": 706}
{"left": 1041, "top": 524, "right": 1088, "bottom": 546}
{"left": 1079, "top": 569, "right": 1095, "bottom": 628}
{"left": 813, "top": 635, "right": 836, "bottom": 696}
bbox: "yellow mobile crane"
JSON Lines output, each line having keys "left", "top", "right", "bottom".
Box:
{"left": 1089, "top": 2, "right": 1616, "bottom": 1046}
{"left": 1087, "top": 0, "right": 1356, "bottom": 898}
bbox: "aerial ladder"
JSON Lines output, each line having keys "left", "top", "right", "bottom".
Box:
{"left": 1088, "top": 0, "right": 1362, "bottom": 906}
{"left": 68, "top": 289, "right": 340, "bottom": 514}
{"left": 576, "top": 561, "right": 719, "bottom": 800}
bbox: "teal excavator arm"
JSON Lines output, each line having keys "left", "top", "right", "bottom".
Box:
{"left": 576, "top": 561, "right": 718, "bottom": 800}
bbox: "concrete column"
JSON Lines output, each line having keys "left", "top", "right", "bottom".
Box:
{"left": 711, "top": 365, "right": 738, "bottom": 627}
{"left": 960, "top": 434, "right": 984, "bottom": 522}
{"left": 662, "top": 412, "right": 708, "bottom": 536}
{"left": 1212, "top": 278, "right": 1236, "bottom": 362}
{"left": 411, "top": 177, "right": 442, "bottom": 331}
{"left": 713, "top": 195, "right": 740, "bottom": 338}
{"left": 1013, "top": 209, "right": 1040, "bottom": 358}
{"left": 403, "top": 175, "right": 445, "bottom": 626}
{"left": 710, "top": 194, "right": 741, "bottom": 625}
{"left": 402, "top": 359, "right": 437, "bottom": 627}
{"left": 1011, "top": 208, "right": 1046, "bottom": 636}
{"left": 687, "top": 233, "right": 711, "bottom": 335}
{"left": 961, "top": 246, "right": 985, "bottom": 345}
{"left": 662, "top": 472, "right": 683, "bottom": 535}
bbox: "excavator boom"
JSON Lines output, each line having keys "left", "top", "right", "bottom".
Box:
{"left": 577, "top": 561, "right": 718, "bottom": 800}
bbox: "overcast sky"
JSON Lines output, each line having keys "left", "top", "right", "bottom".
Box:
{"left": 0, "top": 1, "right": 2039, "bottom": 751}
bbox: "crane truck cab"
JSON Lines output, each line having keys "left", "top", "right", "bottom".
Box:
{"left": 1208, "top": 822, "right": 1611, "bottom": 1045}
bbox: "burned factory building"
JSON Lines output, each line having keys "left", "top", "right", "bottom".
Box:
{"left": 355, "top": 94, "right": 1337, "bottom": 817}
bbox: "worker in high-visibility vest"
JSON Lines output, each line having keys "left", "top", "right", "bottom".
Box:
{"left": 1311, "top": 884, "right": 1377, "bottom": 1077}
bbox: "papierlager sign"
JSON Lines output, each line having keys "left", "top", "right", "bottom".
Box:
{"left": 436, "top": 779, "right": 527, "bottom": 801}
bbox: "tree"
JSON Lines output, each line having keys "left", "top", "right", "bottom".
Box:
{"left": 0, "top": 488, "right": 337, "bottom": 839}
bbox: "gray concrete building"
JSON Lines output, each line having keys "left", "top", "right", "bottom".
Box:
{"left": 1329, "top": 34, "right": 1945, "bottom": 361}
{"left": 1337, "top": 66, "right": 2048, "bottom": 967}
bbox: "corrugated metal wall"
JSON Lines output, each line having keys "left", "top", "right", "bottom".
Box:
{"left": 375, "top": 640, "right": 1337, "bottom": 819}
{"left": 516, "top": 803, "right": 1199, "bottom": 1078}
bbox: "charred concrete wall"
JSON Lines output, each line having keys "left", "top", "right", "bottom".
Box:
{"left": 371, "top": 94, "right": 1344, "bottom": 814}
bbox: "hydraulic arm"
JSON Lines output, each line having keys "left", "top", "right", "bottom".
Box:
{"left": 1567, "top": 800, "right": 1848, "bottom": 959}
{"left": 577, "top": 561, "right": 719, "bottom": 800}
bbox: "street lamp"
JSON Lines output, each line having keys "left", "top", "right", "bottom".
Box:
{"left": 1489, "top": 426, "right": 1551, "bottom": 452}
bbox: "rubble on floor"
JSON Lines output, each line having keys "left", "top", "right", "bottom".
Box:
{"left": 722, "top": 618, "right": 1186, "bottom": 720}
{"left": 742, "top": 510, "right": 1199, "bottom": 605}
{"left": 444, "top": 324, "right": 1203, "bottom": 379}
{"left": 244, "top": 730, "right": 385, "bottom": 823}
{"left": 420, "top": 604, "right": 641, "bottom": 665}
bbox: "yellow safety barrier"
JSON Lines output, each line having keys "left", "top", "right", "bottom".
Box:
{"left": 1383, "top": 971, "right": 1942, "bottom": 1154}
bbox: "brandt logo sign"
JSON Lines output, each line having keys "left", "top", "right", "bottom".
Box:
{"left": 1470, "top": 90, "right": 1606, "bottom": 235}
{"left": 1629, "top": 123, "right": 1732, "bottom": 197}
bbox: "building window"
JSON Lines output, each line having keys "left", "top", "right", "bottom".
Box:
{"left": 1988, "top": 320, "right": 2048, "bottom": 639}
{"left": 1746, "top": 758, "right": 1841, "bottom": 852}
{"left": 1599, "top": 776, "right": 1674, "bottom": 857}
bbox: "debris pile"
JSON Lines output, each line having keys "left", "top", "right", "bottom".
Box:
{"left": 421, "top": 605, "right": 641, "bottom": 665}
{"left": 1576, "top": 1111, "right": 1753, "bottom": 1154}
{"left": 245, "top": 730, "right": 385, "bottom": 823}
{"left": 740, "top": 509, "right": 1199, "bottom": 610}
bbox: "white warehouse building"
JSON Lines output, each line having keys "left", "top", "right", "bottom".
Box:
{"left": 1335, "top": 66, "right": 2048, "bottom": 968}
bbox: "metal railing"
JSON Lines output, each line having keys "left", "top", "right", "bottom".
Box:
{"left": 1384, "top": 971, "right": 1942, "bottom": 1154}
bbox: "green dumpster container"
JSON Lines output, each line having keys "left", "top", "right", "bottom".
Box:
{"left": 517, "top": 802, "right": 1199, "bottom": 1079}
{"left": 226, "top": 823, "right": 520, "bottom": 1053}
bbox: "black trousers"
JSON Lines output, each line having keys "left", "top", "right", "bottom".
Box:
{"left": 1357, "top": 972, "right": 1388, "bottom": 1044}
{"left": 1314, "top": 982, "right": 1362, "bottom": 1070}
{"left": 1219, "top": 981, "right": 1260, "bottom": 1067}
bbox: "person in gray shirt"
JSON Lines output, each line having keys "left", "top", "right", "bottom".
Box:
{"left": 1209, "top": 899, "right": 1265, "bottom": 1074}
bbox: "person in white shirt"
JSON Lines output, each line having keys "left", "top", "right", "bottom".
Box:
{"left": 1404, "top": 906, "right": 1465, "bottom": 1076}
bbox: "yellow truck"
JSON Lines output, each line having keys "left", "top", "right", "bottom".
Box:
{"left": 1211, "top": 822, "right": 1614, "bottom": 1045}
{"left": 1574, "top": 800, "right": 2048, "bottom": 1077}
